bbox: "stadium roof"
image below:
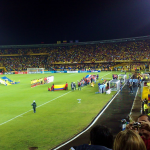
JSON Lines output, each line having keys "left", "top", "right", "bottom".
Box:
{"left": 0, "top": 35, "right": 150, "bottom": 49}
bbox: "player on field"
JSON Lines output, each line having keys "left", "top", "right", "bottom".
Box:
{"left": 71, "top": 82, "right": 74, "bottom": 91}
{"left": 31, "top": 100, "right": 37, "bottom": 113}
{"left": 73, "top": 82, "right": 76, "bottom": 90}
{"left": 78, "top": 81, "right": 81, "bottom": 90}
{"left": 31, "top": 80, "right": 33, "bottom": 87}
{"left": 65, "top": 82, "right": 68, "bottom": 90}
{"left": 51, "top": 84, "right": 54, "bottom": 91}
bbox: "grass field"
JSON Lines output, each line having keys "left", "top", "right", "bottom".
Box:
{"left": 0, "top": 71, "right": 127, "bottom": 150}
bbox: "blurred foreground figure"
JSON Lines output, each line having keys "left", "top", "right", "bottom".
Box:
{"left": 70, "top": 125, "right": 113, "bottom": 150}
{"left": 113, "top": 130, "right": 146, "bottom": 150}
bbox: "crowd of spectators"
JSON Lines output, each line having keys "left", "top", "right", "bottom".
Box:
{"left": 0, "top": 56, "right": 46, "bottom": 71}
{"left": 0, "top": 39, "right": 150, "bottom": 71}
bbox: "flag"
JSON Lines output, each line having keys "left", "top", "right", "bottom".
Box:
{"left": 57, "top": 41, "right": 61, "bottom": 44}
{"left": 75, "top": 40, "right": 79, "bottom": 43}
{"left": 54, "top": 84, "right": 66, "bottom": 90}
{"left": 63, "top": 40, "right": 67, "bottom": 43}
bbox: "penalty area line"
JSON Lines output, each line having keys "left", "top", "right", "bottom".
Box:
{"left": 0, "top": 91, "right": 71, "bottom": 126}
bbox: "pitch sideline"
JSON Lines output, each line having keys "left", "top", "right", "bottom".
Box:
{"left": 0, "top": 72, "right": 111, "bottom": 126}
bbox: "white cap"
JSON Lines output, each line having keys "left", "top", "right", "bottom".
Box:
{"left": 33, "top": 100, "right": 35, "bottom": 102}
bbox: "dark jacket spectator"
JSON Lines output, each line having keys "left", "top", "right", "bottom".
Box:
{"left": 70, "top": 125, "right": 113, "bottom": 150}
{"left": 70, "top": 144, "right": 112, "bottom": 150}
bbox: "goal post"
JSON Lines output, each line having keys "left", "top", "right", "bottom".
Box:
{"left": 27, "top": 68, "right": 44, "bottom": 74}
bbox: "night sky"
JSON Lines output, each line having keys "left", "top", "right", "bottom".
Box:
{"left": 0, "top": 0, "right": 150, "bottom": 45}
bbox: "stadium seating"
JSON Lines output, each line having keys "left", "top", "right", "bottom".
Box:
{"left": 0, "top": 38, "right": 150, "bottom": 71}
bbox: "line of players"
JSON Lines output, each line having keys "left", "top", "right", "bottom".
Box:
{"left": 31, "top": 77, "right": 48, "bottom": 88}
{"left": 48, "top": 74, "right": 99, "bottom": 91}
{"left": 71, "top": 74, "right": 99, "bottom": 91}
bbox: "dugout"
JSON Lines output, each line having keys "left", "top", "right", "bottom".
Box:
{"left": 118, "top": 74, "right": 127, "bottom": 83}
{"left": 109, "top": 79, "right": 120, "bottom": 91}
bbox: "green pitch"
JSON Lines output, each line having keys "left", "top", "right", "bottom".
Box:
{"left": 0, "top": 71, "right": 127, "bottom": 150}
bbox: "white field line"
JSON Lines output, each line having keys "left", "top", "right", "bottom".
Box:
{"left": 54, "top": 82, "right": 119, "bottom": 150}
{"left": 0, "top": 91, "right": 71, "bottom": 126}
{"left": 0, "top": 72, "right": 111, "bottom": 126}
{"left": 129, "top": 87, "right": 139, "bottom": 121}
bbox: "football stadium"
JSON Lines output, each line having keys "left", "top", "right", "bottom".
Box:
{"left": 0, "top": 35, "right": 150, "bottom": 150}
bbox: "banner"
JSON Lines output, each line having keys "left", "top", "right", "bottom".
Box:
{"left": 18, "top": 71, "right": 27, "bottom": 74}
{"left": 67, "top": 71, "right": 78, "bottom": 73}
{"left": 55, "top": 71, "right": 64, "bottom": 73}
{"left": 44, "top": 71, "right": 55, "bottom": 73}
{"left": 78, "top": 71, "right": 88, "bottom": 73}
{"left": 4, "top": 72, "right": 14, "bottom": 75}
{"left": 47, "top": 76, "right": 54, "bottom": 83}
{"left": 57, "top": 41, "right": 61, "bottom": 44}
{"left": 75, "top": 40, "right": 79, "bottom": 43}
{"left": 88, "top": 70, "right": 100, "bottom": 72}
{"left": 63, "top": 40, "right": 67, "bottom": 43}
{"left": 28, "top": 71, "right": 41, "bottom": 74}
{"left": 15, "top": 71, "right": 27, "bottom": 74}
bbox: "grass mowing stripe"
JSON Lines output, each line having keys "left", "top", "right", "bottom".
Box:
{"left": 0, "top": 110, "right": 32, "bottom": 126}
{"left": 37, "top": 91, "right": 71, "bottom": 107}
{"left": 0, "top": 72, "right": 111, "bottom": 127}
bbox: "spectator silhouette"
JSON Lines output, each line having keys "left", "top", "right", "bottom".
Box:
{"left": 70, "top": 125, "right": 113, "bottom": 150}
{"left": 113, "top": 129, "right": 146, "bottom": 150}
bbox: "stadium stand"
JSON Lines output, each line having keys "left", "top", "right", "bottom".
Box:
{"left": 1, "top": 36, "right": 150, "bottom": 149}
{"left": 0, "top": 35, "right": 150, "bottom": 72}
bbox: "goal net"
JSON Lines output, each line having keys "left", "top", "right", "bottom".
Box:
{"left": 27, "top": 68, "right": 44, "bottom": 74}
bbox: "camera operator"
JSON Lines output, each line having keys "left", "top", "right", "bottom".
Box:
{"left": 126, "top": 114, "right": 150, "bottom": 150}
